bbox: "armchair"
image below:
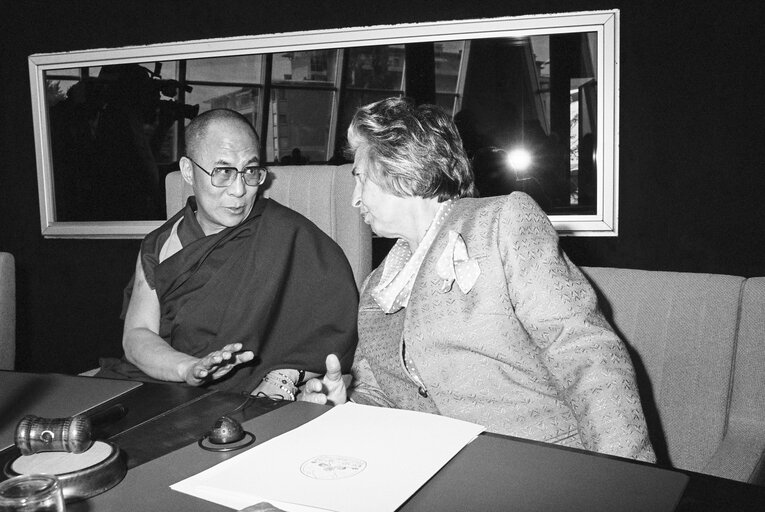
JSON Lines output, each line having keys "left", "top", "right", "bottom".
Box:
{"left": 165, "top": 164, "right": 372, "bottom": 289}
{"left": 582, "top": 267, "right": 765, "bottom": 485}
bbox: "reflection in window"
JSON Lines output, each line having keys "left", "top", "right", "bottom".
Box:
{"left": 187, "top": 55, "right": 261, "bottom": 82}
{"left": 459, "top": 34, "right": 597, "bottom": 214}
{"left": 45, "top": 35, "right": 599, "bottom": 221}
{"left": 186, "top": 86, "right": 261, "bottom": 128}
{"left": 434, "top": 41, "right": 466, "bottom": 113}
{"left": 345, "top": 45, "right": 405, "bottom": 90}
{"left": 273, "top": 50, "right": 337, "bottom": 84}
{"left": 267, "top": 88, "right": 333, "bottom": 163}
{"left": 45, "top": 63, "right": 194, "bottom": 221}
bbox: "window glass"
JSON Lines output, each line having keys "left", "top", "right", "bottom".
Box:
{"left": 266, "top": 88, "right": 333, "bottom": 164}
{"left": 435, "top": 93, "right": 458, "bottom": 115}
{"left": 344, "top": 45, "right": 405, "bottom": 90}
{"left": 187, "top": 55, "right": 261, "bottom": 83}
{"left": 272, "top": 50, "right": 337, "bottom": 85}
{"left": 186, "top": 85, "right": 261, "bottom": 122}
{"left": 135, "top": 61, "right": 178, "bottom": 80}
{"left": 434, "top": 40, "right": 464, "bottom": 94}
{"left": 45, "top": 68, "right": 80, "bottom": 78}
{"left": 44, "top": 78, "right": 78, "bottom": 107}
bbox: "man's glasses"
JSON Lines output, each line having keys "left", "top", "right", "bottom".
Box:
{"left": 187, "top": 157, "right": 267, "bottom": 188}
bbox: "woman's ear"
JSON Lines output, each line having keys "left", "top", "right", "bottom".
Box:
{"left": 179, "top": 156, "right": 195, "bottom": 186}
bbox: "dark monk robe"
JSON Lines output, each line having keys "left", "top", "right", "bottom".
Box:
{"left": 98, "top": 196, "right": 358, "bottom": 393}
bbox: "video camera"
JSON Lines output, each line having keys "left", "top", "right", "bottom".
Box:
{"left": 97, "top": 63, "right": 199, "bottom": 123}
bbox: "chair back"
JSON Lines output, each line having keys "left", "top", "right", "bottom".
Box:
{"left": 165, "top": 164, "right": 372, "bottom": 289}
{"left": 580, "top": 266, "right": 743, "bottom": 474}
{"left": 0, "top": 252, "right": 15, "bottom": 370}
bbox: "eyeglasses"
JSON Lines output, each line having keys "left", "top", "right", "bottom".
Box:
{"left": 187, "top": 156, "right": 267, "bottom": 188}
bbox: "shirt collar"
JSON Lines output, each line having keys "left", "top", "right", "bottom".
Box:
{"left": 371, "top": 199, "right": 454, "bottom": 313}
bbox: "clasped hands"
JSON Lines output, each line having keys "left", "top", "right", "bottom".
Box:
{"left": 299, "top": 354, "right": 348, "bottom": 405}
{"left": 181, "top": 343, "right": 254, "bottom": 386}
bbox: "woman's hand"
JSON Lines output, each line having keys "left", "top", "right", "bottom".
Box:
{"left": 299, "top": 354, "right": 348, "bottom": 405}
{"left": 180, "top": 343, "right": 254, "bottom": 386}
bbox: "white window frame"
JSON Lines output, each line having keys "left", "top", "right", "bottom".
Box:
{"left": 29, "top": 10, "right": 619, "bottom": 238}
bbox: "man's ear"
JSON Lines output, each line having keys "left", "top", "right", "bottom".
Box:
{"left": 179, "top": 156, "right": 195, "bottom": 186}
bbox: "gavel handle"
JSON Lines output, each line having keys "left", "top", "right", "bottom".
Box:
{"left": 85, "top": 403, "right": 128, "bottom": 430}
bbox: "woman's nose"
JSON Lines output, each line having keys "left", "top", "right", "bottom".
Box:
{"left": 351, "top": 181, "right": 362, "bottom": 208}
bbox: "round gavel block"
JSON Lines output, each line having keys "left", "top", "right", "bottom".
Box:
{"left": 3, "top": 440, "right": 126, "bottom": 502}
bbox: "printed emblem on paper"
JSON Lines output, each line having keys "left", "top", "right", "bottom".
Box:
{"left": 300, "top": 455, "right": 367, "bottom": 480}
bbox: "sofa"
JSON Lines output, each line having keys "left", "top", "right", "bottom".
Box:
{"left": 166, "top": 165, "right": 764, "bottom": 484}
{"left": 581, "top": 267, "right": 765, "bottom": 485}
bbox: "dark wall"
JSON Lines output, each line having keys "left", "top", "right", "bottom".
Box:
{"left": 2, "top": 0, "right": 764, "bottom": 373}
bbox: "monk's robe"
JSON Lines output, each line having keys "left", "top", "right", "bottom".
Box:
{"left": 98, "top": 196, "right": 358, "bottom": 393}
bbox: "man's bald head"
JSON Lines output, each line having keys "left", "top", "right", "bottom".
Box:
{"left": 185, "top": 109, "right": 259, "bottom": 161}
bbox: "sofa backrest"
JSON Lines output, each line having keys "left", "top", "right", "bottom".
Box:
{"left": 715, "top": 276, "right": 765, "bottom": 482}
{"left": 165, "top": 164, "right": 372, "bottom": 289}
{"left": 580, "top": 266, "right": 744, "bottom": 474}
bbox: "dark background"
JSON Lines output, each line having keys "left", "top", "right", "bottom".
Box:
{"left": 1, "top": 0, "right": 764, "bottom": 374}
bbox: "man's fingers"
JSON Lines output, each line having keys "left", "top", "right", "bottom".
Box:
{"left": 300, "top": 391, "right": 328, "bottom": 405}
{"left": 324, "top": 354, "right": 342, "bottom": 382}
{"left": 237, "top": 351, "right": 255, "bottom": 363}
{"left": 303, "top": 378, "right": 323, "bottom": 393}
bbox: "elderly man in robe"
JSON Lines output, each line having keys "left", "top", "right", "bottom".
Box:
{"left": 98, "top": 109, "right": 358, "bottom": 398}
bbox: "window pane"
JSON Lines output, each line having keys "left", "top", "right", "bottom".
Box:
{"left": 266, "top": 88, "right": 332, "bottom": 163}
{"left": 186, "top": 85, "right": 261, "bottom": 126}
{"left": 44, "top": 78, "right": 79, "bottom": 107}
{"left": 344, "top": 45, "right": 404, "bottom": 90}
{"left": 44, "top": 69, "right": 80, "bottom": 79}
{"left": 435, "top": 93, "right": 458, "bottom": 115}
{"left": 460, "top": 34, "right": 598, "bottom": 214}
{"left": 135, "top": 61, "right": 178, "bottom": 80}
{"left": 434, "top": 40, "right": 465, "bottom": 94}
{"left": 272, "top": 50, "right": 337, "bottom": 85}
{"left": 187, "top": 55, "right": 262, "bottom": 83}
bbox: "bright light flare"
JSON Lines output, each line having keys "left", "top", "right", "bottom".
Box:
{"left": 507, "top": 148, "right": 532, "bottom": 172}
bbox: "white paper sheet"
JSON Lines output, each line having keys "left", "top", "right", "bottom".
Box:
{"left": 171, "top": 402, "right": 485, "bottom": 512}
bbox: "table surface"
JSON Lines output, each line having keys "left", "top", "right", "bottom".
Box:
{"left": 0, "top": 371, "right": 142, "bottom": 451}
{"left": 2, "top": 372, "right": 765, "bottom": 511}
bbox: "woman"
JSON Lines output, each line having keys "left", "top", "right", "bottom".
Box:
{"left": 303, "top": 97, "right": 655, "bottom": 462}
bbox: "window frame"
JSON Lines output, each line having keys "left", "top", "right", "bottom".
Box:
{"left": 29, "top": 10, "right": 619, "bottom": 238}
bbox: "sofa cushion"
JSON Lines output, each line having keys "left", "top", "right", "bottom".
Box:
{"left": 581, "top": 266, "right": 745, "bottom": 474}
{"left": 704, "top": 277, "right": 765, "bottom": 483}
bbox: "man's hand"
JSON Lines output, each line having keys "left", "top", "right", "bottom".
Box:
{"left": 180, "top": 343, "right": 254, "bottom": 386}
{"left": 298, "top": 354, "right": 348, "bottom": 405}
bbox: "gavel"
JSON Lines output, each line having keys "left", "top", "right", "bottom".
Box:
{"left": 14, "top": 404, "right": 127, "bottom": 455}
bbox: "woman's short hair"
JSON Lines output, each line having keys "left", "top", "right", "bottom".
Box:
{"left": 347, "top": 97, "right": 475, "bottom": 201}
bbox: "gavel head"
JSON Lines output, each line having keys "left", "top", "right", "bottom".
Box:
{"left": 15, "top": 415, "right": 94, "bottom": 455}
